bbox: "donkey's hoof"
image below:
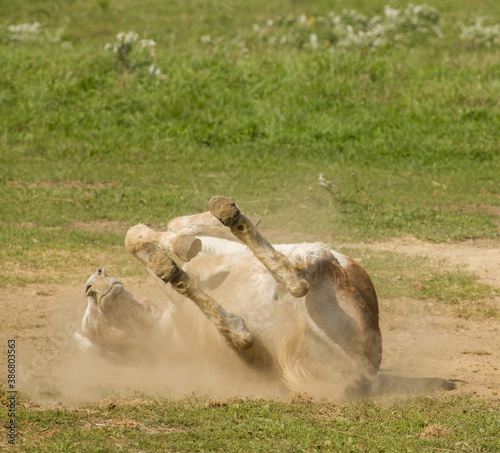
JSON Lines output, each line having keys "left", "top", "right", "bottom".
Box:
{"left": 173, "top": 235, "right": 202, "bottom": 262}
{"left": 209, "top": 196, "right": 240, "bottom": 227}
{"left": 148, "top": 249, "right": 181, "bottom": 283}
{"left": 289, "top": 279, "right": 309, "bottom": 298}
{"left": 232, "top": 331, "right": 255, "bottom": 351}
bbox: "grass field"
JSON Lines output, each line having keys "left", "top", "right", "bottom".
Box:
{"left": 2, "top": 394, "right": 499, "bottom": 452}
{"left": 1, "top": 0, "right": 499, "bottom": 451}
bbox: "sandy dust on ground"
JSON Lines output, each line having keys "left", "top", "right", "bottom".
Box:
{"left": 0, "top": 236, "right": 499, "bottom": 405}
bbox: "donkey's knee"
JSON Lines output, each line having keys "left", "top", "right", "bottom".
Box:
{"left": 125, "top": 224, "right": 201, "bottom": 264}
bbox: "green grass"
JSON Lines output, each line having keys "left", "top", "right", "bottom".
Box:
{"left": 343, "top": 248, "right": 498, "bottom": 304}
{"left": 1, "top": 392, "right": 499, "bottom": 452}
{"left": 1, "top": 2, "right": 499, "bottom": 264}
{"left": 415, "top": 271, "right": 497, "bottom": 304}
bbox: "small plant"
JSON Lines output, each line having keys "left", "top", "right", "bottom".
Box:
{"left": 104, "top": 31, "right": 161, "bottom": 75}
{"left": 317, "top": 173, "right": 335, "bottom": 196}
{"left": 317, "top": 172, "right": 373, "bottom": 210}
{"left": 203, "top": 3, "right": 443, "bottom": 52}
{"left": 0, "top": 22, "right": 64, "bottom": 44}
{"left": 460, "top": 18, "right": 500, "bottom": 47}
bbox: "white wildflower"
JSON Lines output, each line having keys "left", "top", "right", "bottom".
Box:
{"left": 140, "top": 39, "right": 156, "bottom": 48}
{"left": 310, "top": 33, "right": 319, "bottom": 49}
{"left": 52, "top": 28, "right": 64, "bottom": 42}
{"left": 8, "top": 22, "right": 40, "bottom": 35}
{"left": 234, "top": 3, "right": 444, "bottom": 52}
{"left": 148, "top": 64, "right": 161, "bottom": 76}
{"left": 105, "top": 31, "right": 162, "bottom": 76}
{"left": 384, "top": 5, "right": 400, "bottom": 20}
{"left": 200, "top": 34, "right": 212, "bottom": 44}
{"left": 460, "top": 17, "right": 500, "bottom": 46}
{"left": 4, "top": 22, "right": 66, "bottom": 44}
{"left": 318, "top": 174, "right": 334, "bottom": 188}
{"left": 117, "top": 31, "right": 138, "bottom": 44}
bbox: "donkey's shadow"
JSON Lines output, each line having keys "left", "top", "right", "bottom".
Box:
{"left": 370, "top": 373, "right": 461, "bottom": 396}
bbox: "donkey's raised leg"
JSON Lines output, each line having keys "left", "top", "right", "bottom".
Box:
{"left": 148, "top": 249, "right": 254, "bottom": 351}
{"left": 209, "top": 196, "right": 382, "bottom": 377}
{"left": 209, "top": 196, "right": 309, "bottom": 298}
{"left": 167, "top": 210, "right": 261, "bottom": 241}
{"left": 125, "top": 225, "right": 254, "bottom": 351}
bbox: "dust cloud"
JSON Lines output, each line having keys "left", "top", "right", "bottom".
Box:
{"left": 8, "top": 280, "right": 292, "bottom": 405}
{"left": 3, "top": 279, "right": 463, "bottom": 407}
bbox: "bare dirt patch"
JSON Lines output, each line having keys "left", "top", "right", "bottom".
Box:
{"left": 1, "top": 236, "right": 499, "bottom": 404}
{"left": 351, "top": 236, "right": 500, "bottom": 288}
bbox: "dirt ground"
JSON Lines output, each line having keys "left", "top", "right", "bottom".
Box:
{"left": 1, "top": 236, "right": 499, "bottom": 405}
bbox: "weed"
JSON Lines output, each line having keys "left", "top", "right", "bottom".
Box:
{"left": 104, "top": 31, "right": 161, "bottom": 75}
{"left": 460, "top": 17, "right": 500, "bottom": 47}
{"left": 0, "top": 22, "right": 64, "bottom": 44}
{"left": 232, "top": 3, "right": 444, "bottom": 52}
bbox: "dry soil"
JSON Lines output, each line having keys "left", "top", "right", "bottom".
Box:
{"left": 1, "top": 236, "right": 499, "bottom": 405}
